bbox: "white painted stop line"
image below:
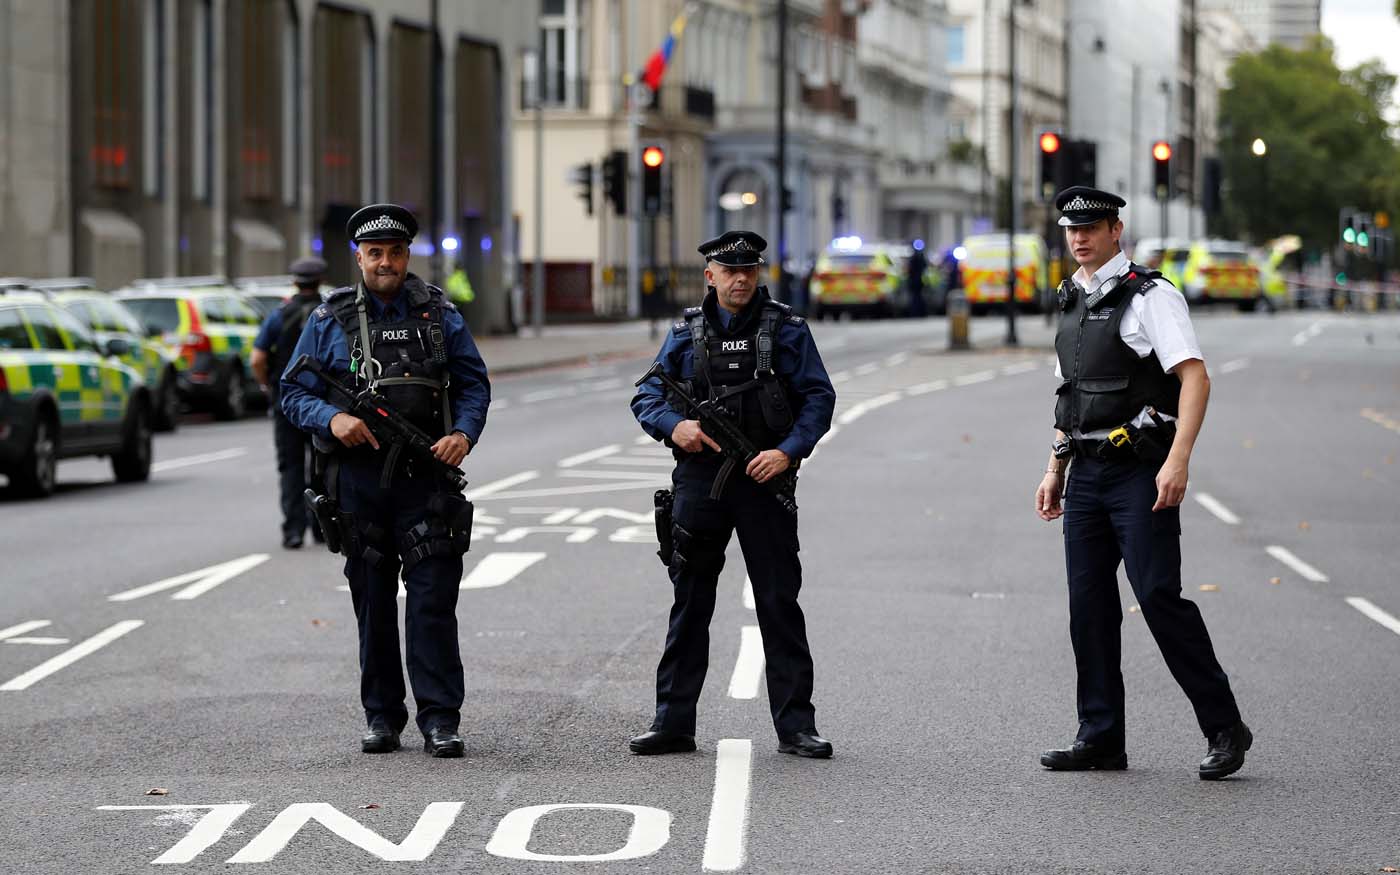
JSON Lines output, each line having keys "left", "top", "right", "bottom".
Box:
{"left": 702, "top": 739, "right": 754, "bottom": 872}
{"left": 1346, "top": 597, "right": 1400, "bottom": 637}
{"left": 0, "top": 620, "right": 144, "bottom": 691}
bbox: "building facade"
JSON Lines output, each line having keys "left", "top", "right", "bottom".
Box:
{"left": 1200, "top": 0, "right": 1319, "bottom": 49}
{"left": 0, "top": 0, "right": 534, "bottom": 334}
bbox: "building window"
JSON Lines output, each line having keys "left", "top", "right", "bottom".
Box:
{"left": 282, "top": 6, "right": 298, "bottom": 206}
{"left": 389, "top": 25, "right": 432, "bottom": 218}
{"left": 946, "top": 25, "right": 965, "bottom": 66}
{"left": 91, "top": 0, "right": 142, "bottom": 190}
{"left": 538, "top": 0, "right": 588, "bottom": 107}
{"left": 189, "top": 0, "right": 211, "bottom": 201}
{"left": 142, "top": 0, "right": 163, "bottom": 196}
{"left": 313, "top": 6, "right": 367, "bottom": 206}
{"left": 238, "top": 0, "right": 283, "bottom": 202}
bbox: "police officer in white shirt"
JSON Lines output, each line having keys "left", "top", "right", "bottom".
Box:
{"left": 1034, "top": 186, "right": 1252, "bottom": 780}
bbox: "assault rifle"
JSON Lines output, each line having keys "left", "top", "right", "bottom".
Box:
{"left": 286, "top": 353, "right": 468, "bottom": 492}
{"left": 635, "top": 361, "right": 798, "bottom": 516}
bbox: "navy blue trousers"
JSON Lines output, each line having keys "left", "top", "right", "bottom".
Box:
{"left": 1063, "top": 456, "right": 1240, "bottom": 748}
{"left": 652, "top": 459, "right": 818, "bottom": 737}
{"left": 336, "top": 458, "right": 464, "bottom": 735}
{"left": 273, "top": 409, "right": 311, "bottom": 539}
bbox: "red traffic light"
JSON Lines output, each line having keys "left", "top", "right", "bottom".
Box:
{"left": 1152, "top": 141, "right": 1172, "bottom": 162}
{"left": 642, "top": 146, "right": 665, "bottom": 168}
{"left": 1039, "top": 132, "right": 1061, "bottom": 154}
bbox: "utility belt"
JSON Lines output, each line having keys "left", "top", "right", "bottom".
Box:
{"left": 1071, "top": 412, "right": 1176, "bottom": 464}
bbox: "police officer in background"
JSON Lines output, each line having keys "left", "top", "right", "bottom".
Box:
{"left": 281, "top": 204, "right": 490, "bottom": 758}
{"left": 629, "top": 231, "right": 837, "bottom": 759}
{"left": 1035, "top": 187, "right": 1252, "bottom": 780}
{"left": 252, "top": 257, "right": 327, "bottom": 549}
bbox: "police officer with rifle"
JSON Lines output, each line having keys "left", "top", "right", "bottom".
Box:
{"left": 281, "top": 204, "right": 490, "bottom": 759}
{"left": 629, "top": 230, "right": 837, "bottom": 758}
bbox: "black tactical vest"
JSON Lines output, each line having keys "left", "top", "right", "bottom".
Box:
{"left": 685, "top": 290, "right": 797, "bottom": 452}
{"left": 1053, "top": 263, "right": 1181, "bottom": 433}
{"left": 268, "top": 293, "right": 321, "bottom": 392}
{"left": 326, "top": 276, "right": 453, "bottom": 441}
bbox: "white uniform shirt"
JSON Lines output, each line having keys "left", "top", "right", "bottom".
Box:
{"left": 1055, "top": 250, "right": 1203, "bottom": 439}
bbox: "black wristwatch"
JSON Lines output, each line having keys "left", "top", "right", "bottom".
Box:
{"left": 1052, "top": 437, "right": 1072, "bottom": 459}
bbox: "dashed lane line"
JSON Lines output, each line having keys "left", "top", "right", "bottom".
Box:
{"left": 726, "top": 626, "right": 764, "bottom": 700}
{"left": 1218, "top": 358, "right": 1250, "bottom": 374}
{"left": 557, "top": 444, "right": 622, "bottom": 467}
{"left": 1265, "top": 545, "right": 1330, "bottom": 583}
{"left": 953, "top": 370, "right": 997, "bottom": 387}
{"left": 702, "top": 739, "right": 754, "bottom": 873}
{"left": 1346, "top": 597, "right": 1400, "bottom": 637}
{"left": 835, "top": 392, "right": 901, "bottom": 426}
{"left": 905, "top": 378, "right": 948, "bottom": 396}
{"left": 883, "top": 352, "right": 910, "bottom": 367}
{"left": 0, "top": 620, "right": 52, "bottom": 641}
{"left": 0, "top": 620, "right": 144, "bottom": 691}
{"left": 1000, "top": 361, "right": 1041, "bottom": 376}
{"left": 1193, "top": 492, "right": 1241, "bottom": 525}
{"left": 151, "top": 447, "right": 248, "bottom": 473}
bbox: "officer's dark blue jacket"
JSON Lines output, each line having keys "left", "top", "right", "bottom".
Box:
{"left": 252, "top": 306, "right": 286, "bottom": 352}
{"left": 279, "top": 282, "right": 490, "bottom": 444}
{"left": 631, "top": 292, "right": 835, "bottom": 460}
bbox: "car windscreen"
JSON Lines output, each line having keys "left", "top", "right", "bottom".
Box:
{"left": 123, "top": 298, "right": 182, "bottom": 334}
{"left": 821, "top": 255, "right": 880, "bottom": 269}
{"left": 1208, "top": 250, "right": 1250, "bottom": 265}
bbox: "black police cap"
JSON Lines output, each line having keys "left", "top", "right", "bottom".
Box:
{"left": 347, "top": 203, "right": 418, "bottom": 244}
{"left": 1054, "top": 186, "right": 1127, "bottom": 227}
{"left": 289, "top": 256, "right": 327, "bottom": 282}
{"left": 698, "top": 230, "right": 766, "bottom": 267}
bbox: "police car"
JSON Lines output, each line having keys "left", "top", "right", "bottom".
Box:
{"left": 115, "top": 278, "right": 265, "bottom": 420}
{"left": 808, "top": 241, "right": 909, "bottom": 319}
{"left": 0, "top": 285, "right": 154, "bottom": 497}
{"left": 32, "top": 278, "right": 182, "bottom": 432}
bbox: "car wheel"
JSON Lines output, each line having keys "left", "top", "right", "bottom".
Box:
{"left": 214, "top": 362, "right": 248, "bottom": 421}
{"left": 113, "top": 401, "right": 153, "bottom": 483}
{"left": 11, "top": 412, "right": 58, "bottom": 498}
{"left": 152, "top": 368, "right": 180, "bottom": 432}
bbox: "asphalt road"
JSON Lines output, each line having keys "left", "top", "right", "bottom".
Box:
{"left": 1, "top": 310, "right": 1397, "bottom": 874}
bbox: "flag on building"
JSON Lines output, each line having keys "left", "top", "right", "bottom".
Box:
{"left": 640, "top": 6, "right": 691, "bottom": 92}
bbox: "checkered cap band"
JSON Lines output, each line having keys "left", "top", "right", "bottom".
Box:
{"left": 1062, "top": 195, "right": 1115, "bottom": 213}
{"left": 354, "top": 215, "right": 410, "bottom": 239}
{"left": 704, "top": 239, "right": 755, "bottom": 257}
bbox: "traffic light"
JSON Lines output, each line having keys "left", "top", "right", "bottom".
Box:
{"left": 1152, "top": 141, "right": 1172, "bottom": 200}
{"left": 602, "top": 150, "right": 627, "bottom": 216}
{"left": 1038, "top": 131, "right": 1061, "bottom": 200}
{"left": 568, "top": 162, "right": 593, "bottom": 216}
{"left": 1066, "top": 139, "right": 1097, "bottom": 189}
{"left": 641, "top": 145, "right": 665, "bottom": 217}
{"left": 1202, "top": 157, "right": 1222, "bottom": 217}
{"left": 1357, "top": 217, "right": 1371, "bottom": 251}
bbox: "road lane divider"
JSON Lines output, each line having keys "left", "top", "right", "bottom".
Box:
{"left": 1265, "top": 545, "right": 1330, "bottom": 583}
{"left": 466, "top": 471, "right": 540, "bottom": 501}
{"left": 0, "top": 619, "right": 144, "bottom": 691}
{"left": 905, "top": 378, "right": 948, "bottom": 396}
{"left": 1193, "top": 492, "right": 1242, "bottom": 525}
{"left": 1346, "top": 597, "right": 1400, "bottom": 637}
{"left": 558, "top": 444, "right": 622, "bottom": 467}
{"left": 150, "top": 447, "right": 248, "bottom": 473}
{"left": 702, "top": 739, "right": 754, "bottom": 873}
{"left": 0, "top": 620, "right": 52, "bottom": 641}
{"left": 108, "top": 554, "right": 270, "bottom": 602}
{"left": 836, "top": 392, "right": 901, "bottom": 426}
{"left": 953, "top": 370, "right": 996, "bottom": 387}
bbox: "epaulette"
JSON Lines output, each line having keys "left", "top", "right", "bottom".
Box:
{"left": 671, "top": 320, "right": 688, "bottom": 333}
{"left": 682, "top": 306, "right": 703, "bottom": 318}
{"left": 324, "top": 286, "right": 355, "bottom": 302}
{"left": 312, "top": 304, "right": 330, "bottom": 319}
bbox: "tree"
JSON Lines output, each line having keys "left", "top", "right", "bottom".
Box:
{"left": 1216, "top": 38, "right": 1400, "bottom": 254}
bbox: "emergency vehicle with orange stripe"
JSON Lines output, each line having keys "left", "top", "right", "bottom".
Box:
{"left": 958, "top": 233, "right": 1049, "bottom": 313}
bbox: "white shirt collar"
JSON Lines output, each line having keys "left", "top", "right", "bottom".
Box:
{"left": 1074, "top": 250, "right": 1129, "bottom": 294}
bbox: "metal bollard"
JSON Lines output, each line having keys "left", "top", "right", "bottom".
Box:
{"left": 947, "top": 291, "right": 970, "bottom": 350}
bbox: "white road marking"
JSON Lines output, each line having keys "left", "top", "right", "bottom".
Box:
{"left": 1291, "top": 321, "right": 1324, "bottom": 346}
{"left": 836, "top": 391, "right": 902, "bottom": 426}
{"left": 1000, "top": 361, "right": 1040, "bottom": 376}
{"left": 1346, "top": 597, "right": 1400, "bottom": 637}
{"left": 98, "top": 804, "right": 252, "bottom": 865}
{"left": 151, "top": 447, "right": 248, "bottom": 473}
{"left": 742, "top": 576, "right": 755, "bottom": 610}
{"left": 599, "top": 456, "right": 674, "bottom": 467}
{"left": 905, "top": 378, "right": 948, "bottom": 396}
{"left": 227, "top": 802, "right": 465, "bottom": 863}
{"left": 1361, "top": 408, "right": 1400, "bottom": 435}
{"left": 883, "top": 352, "right": 910, "bottom": 367}
{"left": 634, "top": 434, "right": 654, "bottom": 445}
{"left": 108, "top": 554, "right": 270, "bottom": 602}
{"left": 560, "top": 469, "right": 672, "bottom": 481}
{"left": 461, "top": 552, "right": 547, "bottom": 589}
{"left": 953, "top": 370, "right": 996, "bottom": 386}
{"left": 466, "top": 471, "right": 540, "bottom": 501}
{"left": 480, "top": 481, "right": 668, "bottom": 499}
{"left": 0, "top": 620, "right": 52, "bottom": 641}
{"left": 521, "top": 388, "right": 573, "bottom": 403}
{"left": 1218, "top": 358, "right": 1250, "bottom": 374}
{"left": 487, "top": 804, "right": 671, "bottom": 863}
{"left": 492, "top": 399, "right": 513, "bottom": 410}
{"left": 853, "top": 362, "right": 880, "bottom": 377}
{"left": 1265, "top": 545, "right": 1330, "bottom": 583}
{"left": 702, "top": 739, "right": 754, "bottom": 872}
{"left": 727, "top": 626, "right": 764, "bottom": 699}
{"left": 0, "top": 620, "right": 144, "bottom": 691}
{"left": 1193, "top": 492, "right": 1241, "bottom": 525}
{"left": 4, "top": 637, "right": 69, "bottom": 645}
{"left": 572, "top": 508, "right": 652, "bottom": 524}
{"left": 558, "top": 444, "right": 622, "bottom": 468}
{"left": 830, "top": 370, "right": 851, "bottom": 384}
{"left": 496, "top": 526, "right": 598, "bottom": 544}
{"left": 582, "top": 377, "right": 626, "bottom": 392}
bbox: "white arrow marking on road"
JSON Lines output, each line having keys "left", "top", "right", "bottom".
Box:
{"left": 461, "top": 552, "right": 547, "bottom": 589}
{"left": 727, "top": 626, "right": 764, "bottom": 699}
{"left": 496, "top": 526, "right": 598, "bottom": 544}
{"left": 572, "top": 507, "right": 652, "bottom": 524}
{"left": 108, "top": 554, "right": 271, "bottom": 602}
{"left": 227, "top": 801, "right": 465, "bottom": 863}
{"left": 836, "top": 392, "right": 902, "bottom": 426}
{"left": 742, "top": 576, "right": 755, "bottom": 611}
{"left": 1193, "top": 492, "right": 1241, "bottom": 525}
{"left": 702, "top": 739, "right": 754, "bottom": 872}
{"left": 98, "top": 804, "right": 251, "bottom": 865}
{"left": 558, "top": 444, "right": 622, "bottom": 467}
{"left": 1218, "top": 358, "right": 1250, "bottom": 374}
{"left": 466, "top": 470, "right": 540, "bottom": 501}
{"left": 953, "top": 370, "right": 997, "bottom": 386}
{"left": 905, "top": 378, "right": 949, "bottom": 396}
{"left": 151, "top": 447, "right": 249, "bottom": 473}
{"left": 0, "top": 620, "right": 143, "bottom": 691}
{"left": 480, "top": 481, "right": 669, "bottom": 499}
{"left": 486, "top": 804, "right": 671, "bottom": 862}
{"left": 4, "top": 637, "right": 69, "bottom": 645}
{"left": 0, "top": 620, "right": 52, "bottom": 641}
{"left": 1265, "top": 545, "right": 1330, "bottom": 583}
{"left": 1346, "top": 597, "right": 1400, "bottom": 637}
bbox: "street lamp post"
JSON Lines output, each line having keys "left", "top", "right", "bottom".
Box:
{"left": 1252, "top": 138, "right": 1268, "bottom": 241}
